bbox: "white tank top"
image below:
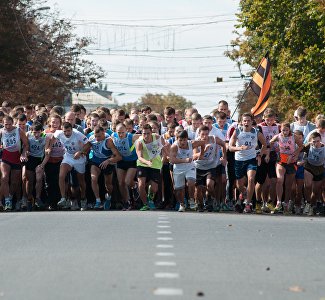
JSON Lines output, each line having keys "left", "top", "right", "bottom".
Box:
{"left": 195, "top": 136, "right": 218, "bottom": 170}
{"left": 278, "top": 134, "right": 295, "bottom": 155}
{"left": 54, "top": 129, "right": 88, "bottom": 158}
{"left": 1, "top": 127, "right": 21, "bottom": 152}
{"left": 28, "top": 133, "right": 46, "bottom": 158}
{"left": 307, "top": 145, "right": 325, "bottom": 167}
{"left": 141, "top": 136, "right": 163, "bottom": 160}
{"left": 260, "top": 124, "right": 279, "bottom": 146}
{"left": 235, "top": 126, "right": 258, "bottom": 161}
{"left": 173, "top": 140, "right": 195, "bottom": 173}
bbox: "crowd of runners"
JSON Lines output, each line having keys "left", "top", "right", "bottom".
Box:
{"left": 0, "top": 100, "right": 324, "bottom": 215}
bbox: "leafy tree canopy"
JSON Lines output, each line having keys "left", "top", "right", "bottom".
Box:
{"left": 0, "top": 0, "right": 105, "bottom": 105}
{"left": 226, "top": 0, "right": 325, "bottom": 120}
{"left": 119, "top": 92, "right": 195, "bottom": 113}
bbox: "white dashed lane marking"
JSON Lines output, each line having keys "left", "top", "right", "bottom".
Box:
{"left": 154, "top": 273, "right": 180, "bottom": 279}
{"left": 156, "top": 252, "right": 175, "bottom": 257}
{"left": 155, "top": 261, "right": 177, "bottom": 266}
{"left": 153, "top": 288, "right": 183, "bottom": 296}
{"left": 157, "top": 237, "right": 173, "bottom": 241}
{"left": 154, "top": 214, "right": 183, "bottom": 297}
{"left": 156, "top": 244, "right": 174, "bottom": 248}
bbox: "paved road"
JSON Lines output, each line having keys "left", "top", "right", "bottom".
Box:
{"left": 0, "top": 211, "right": 324, "bottom": 300}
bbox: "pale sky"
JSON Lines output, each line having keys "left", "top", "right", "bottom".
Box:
{"left": 46, "top": 0, "right": 249, "bottom": 116}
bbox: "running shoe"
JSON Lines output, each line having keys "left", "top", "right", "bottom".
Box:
{"left": 220, "top": 203, "right": 232, "bottom": 212}
{"left": 80, "top": 199, "right": 87, "bottom": 211}
{"left": 197, "top": 204, "right": 204, "bottom": 213}
{"left": 255, "top": 202, "right": 262, "bottom": 214}
{"left": 283, "top": 203, "right": 290, "bottom": 215}
{"left": 139, "top": 204, "right": 150, "bottom": 211}
{"left": 288, "top": 200, "right": 294, "bottom": 214}
{"left": 4, "top": 199, "right": 12, "bottom": 211}
{"left": 63, "top": 199, "right": 71, "bottom": 209}
{"left": 148, "top": 200, "right": 156, "bottom": 210}
{"left": 272, "top": 202, "right": 283, "bottom": 214}
{"left": 303, "top": 203, "right": 311, "bottom": 215}
{"left": 267, "top": 202, "right": 276, "bottom": 212}
{"left": 234, "top": 200, "right": 242, "bottom": 213}
{"left": 315, "top": 201, "right": 322, "bottom": 215}
{"left": 178, "top": 204, "right": 186, "bottom": 212}
{"left": 261, "top": 202, "right": 271, "bottom": 213}
{"left": 243, "top": 203, "right": 252, "bottom": 213}
{"left": 213, "top": 203, "right": 221, "bottom": 212}
{"left": 70, "top": 200, "right": 80, "bottom": 211}
{"left": 189, "top": 198, "right": 196, "bottom": 210}
{"left": 205, "top": 197, "right": 213, "bottom": 212}
{"left": 308, "top": 206, "right": 315, "bottom": 216}
{"left": 57, "top": 198, "right": 67, "bottom": 207}
{"left": 27, "top": 200, "right": 33, "bottom": 211}
{"left": 103, "top": 194, "right": 112, "bottom": 210}
{"left": 21, "top": 198, "right": 27, "bottom": 210}
{"left": 15, "top": 199, "right": 22, "bottom": 211}
{"left": 35, "top": 198, "right": 45, "bottom": 209}
{"left": 126, "top": 200, "right": 134, "bottom": 211}
{"left": 94, "top": 200, "right": 101, "bottom": 210}
{"left": 294, "top": 205, "right": 301, "bottom": 215}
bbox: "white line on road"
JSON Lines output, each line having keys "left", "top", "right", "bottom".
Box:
{"left": 156, "top": 244, "right": 174, "bottom": 248}
{"left": 155, "top": 261, "right": 177, "bottom": 266}
{"left": 153, "top": 288, "right": 183, "bottom": 296}
{"left": 157, "top": 237, "right": 173, "bottom": 241}
{"left": 156, "top": 252, "right": 175, "bottom": 256}
{"left": 155, "top": 273, "right": 179, "bottom": 279}
{"left": 157, "top": 231, "right": 172, "bottom": 234}
{"left": 157, "top": 225, "right": 171, "bottom": 228}
{"left": 158, "top": 220, "right": 170, "bottom": 223}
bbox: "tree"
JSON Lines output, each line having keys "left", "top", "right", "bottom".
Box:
{"left": 226, "top": 0, "right": 325, "bottom": 119}
{"left": 119, "top": 92, "right": 195, "bottom": 113}
{"left": 0, "top": 0, "right": 105, "bottom": 105}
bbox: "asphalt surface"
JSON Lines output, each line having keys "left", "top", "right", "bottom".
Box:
{"left": 0, "top": 211, "right": 325, "bottom": 300}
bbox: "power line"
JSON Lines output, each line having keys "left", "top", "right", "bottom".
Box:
{"left": 105, "top": 69, "right": 248, "bottom": 74}
{"left": 72, "top": 19, "right": 235, "bottom": 28}
{"left": 71, "top": 13, "right": 235, "bottom": 22}
{"left": 97, "top": 63, "right": 238, "bottom": 69}
{"left": 87, "top": 44, "right": 231, "bottom": 52}
{"left": 84, "top": 53, "right": 226, "bottom": 59}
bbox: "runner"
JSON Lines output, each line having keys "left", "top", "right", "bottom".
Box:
{"left": 169, "top": 130, "right": 205, "bottom": 212}
{"left": 44, "top": 114, "right": 65, "bottom": 210}
{"left": 301, "top": 132, "right": 325, "bottom": 216}
{"left": 52, "top": 122, "right": 90, "bottom": 211}
{"left": 0, "top": 116, "right": 29, "bottom": 211}
{"left": 255, "top": 108, "right": 280, "bottom": 213}
{"left": 111, "top": 123, "right": 140, "bottom": 210}
{"left": 229, "top": 113, "right": 267, "bottom": 213}
{"left": 136, "top": 123, "right": 168, "bottom": 211}
{"left": 194, "top": 125, "right": 227, "bottom": 212}
{"left": 88, "top": 126, "right": 122, "bottom": 210}
{"left": 269, "top": 122, "right": 303, "bottom": 214}
{"left": 23, "top": 122, "right": 51, "bottom": 209}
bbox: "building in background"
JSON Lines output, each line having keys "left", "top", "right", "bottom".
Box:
{"left": 70, "top": 88, "right": 118, "bottom": 112}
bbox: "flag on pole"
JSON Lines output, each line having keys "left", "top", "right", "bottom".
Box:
{"left": 250, "top": 52, "right": 272, "bottom": 116}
